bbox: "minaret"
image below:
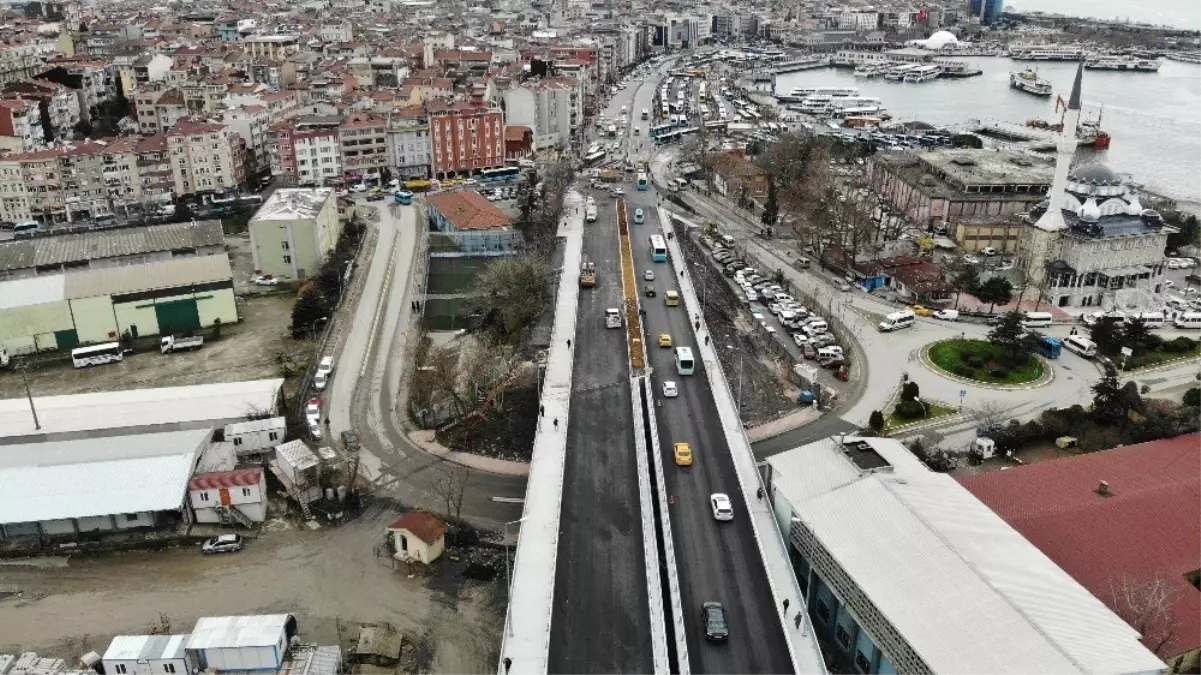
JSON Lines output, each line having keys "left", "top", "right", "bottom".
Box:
{"left": 1033, "top": 62, "right": 1084, "bottom": 233}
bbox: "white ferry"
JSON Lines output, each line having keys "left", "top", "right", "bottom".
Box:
{"left": 903, "top": 65, "right": 941, "bottom": 83}
{"left": 1009, "top": 68, "right": 1053, "bottom": 96}
{"left": 1084, "top": 55, "right": 1162, "bottom": 72}
{"left": 853, "top": 62, "right": 892, "bottom": 77}
{"left": 784, "top": 86, "right": 858, "bottom": 98}
{"left": 1009, "top": 45, "right": 1087, "bottom": 61}
{"left": 883, "top": 64, "right": 919, "bottom": 81}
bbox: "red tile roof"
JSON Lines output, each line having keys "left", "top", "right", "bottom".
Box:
{"left": 388, "top": 511, "right": 448, "bottom": 545}
{"left": 189, "top": 467, "right": 264, "bottom": 491}
{"left": 960, "top": 433, "right": 1200, "bottom": 658}
{"left": 426, "top": 190, "right": 512, "bottom": 231}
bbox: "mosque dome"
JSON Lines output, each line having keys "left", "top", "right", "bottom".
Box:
{"left": 924, "top": 31, "right": 959, "bottom": 49}
{"left": 1068, "top": 163, "right": 1120, "bottom": 186}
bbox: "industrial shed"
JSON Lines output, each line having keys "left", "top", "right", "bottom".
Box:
{"left": 0, "top": 254, "right": 237, "bottom": 354}
{"left": 0, "top": 220, "right": 225, "bottom": 281}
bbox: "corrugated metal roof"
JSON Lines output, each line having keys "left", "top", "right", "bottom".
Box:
{"left": 224, "top": 417, "right": 287, "bottom": 436}
{"left": 0, "top": 274, "right": 65, "bottom": 310}
{"left": 276, "top": 440, "right": 318, "bottom": 472}
{"left": 251, "top": 188, "right": 333, "bottom": 221}
{"left": 63, "top": 255, "right": 233, "bottom": 299}
{"left": 0, "top": 379, "right": 283, "bottom": 439}
{"left": 773, "top": 436, "right": 1165, "bottom": 674}
{"left": 102, "top": 634, "right": 189, "bottom": 661}
{"left": 0, "top": 429, "right": 209, "bottom": 524}
{"left": 0, "top": 221, "right": 224, "bottom": 273}
{"left": 186, "top": 614, "right": 290, "bottom": 649}
{"left": 188, "top": 467, "right": 263, "bottom": 491}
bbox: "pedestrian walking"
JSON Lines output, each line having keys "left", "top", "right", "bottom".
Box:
{"left": 756, "top": 486, "right": 763, "bottom": 501}
{"left": 553, "top": 418, "right": 559, "bottom": 430}
{"left": 503, "top": 658, "right": 512, "bottom": 674}
{"left": 695, "top": 320, "right": 700, "bottom": 331}
{"left": 783, "top": 599, "right": 790, "bottom": 613}
{"left": 567, "top": 338, "right": 572, "bottom": 349}
{"left": 704, "top": 335, "right": 710, "bottom": 345}
{"left": 794, "top": 612, "right": 803, "bottom": 630}
{"left": 540, "top": 404, "right": 545, "bottom": 417}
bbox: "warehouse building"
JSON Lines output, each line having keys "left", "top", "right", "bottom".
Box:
{"left": 248, "top": 187, "right": 340, "bottom": 281}
{"left": 0, "top": 220, "right": 225, "bottom": 281}
{"left": 0, "top": 254, "right": 237, "bottom": 355}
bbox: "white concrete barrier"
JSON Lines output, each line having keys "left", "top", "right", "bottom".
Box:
{"left": 629, "top": 376, "right": 672, "bottom": 674}
{"left": 657, "top": 207, "right": 828, "bottom": 675}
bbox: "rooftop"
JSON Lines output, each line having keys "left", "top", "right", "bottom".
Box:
{"left": 0, "top": 220, "right": 224, "bottom": 273}
{"left": 426, "top": 190, "right": 512, "bottom": 230}
{"left": 187, "top": 614, "right": 292, "bottom": 649}
{"left": 769, "top": 435, "right": 1166, "bottom": 674}
{"left": 251, "top": 188, "right": 335, "bottom": 222}
{"left": 102, "top": 634, "right": 189, "bottom": 662}
{"left": 960, "top": 433, "right": 1201, "bottom": 659}
{"left": 0, "top": 254, "right": 233, "bottom": 311}
{"left": 0, "top": 429, "right": 210, "bottom": 524}
{"left": 388, "top": 511, "right": 448, "bottom": 544}
{"left": 882, "top": 150, "right": 1054, "bottom": 202}
{"left": 0, "top": 379, "right": 282, "bottom": 440}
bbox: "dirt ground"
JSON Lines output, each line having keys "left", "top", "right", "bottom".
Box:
{"left": 0, "top": 501, "right": 501, "bottom": 674}
{"left": 0, "top": 295, "right": 311, "bottom": 399}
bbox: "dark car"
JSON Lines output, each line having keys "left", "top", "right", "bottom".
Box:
{"left": 703, "top": 602, "right": 729, "bottom": 642}
{"left": 644, "top": 285, "right": 657, "bottom": 297}
{"left": 819, "top": 356, "right": 845, "bottom": 369}
{"left": 801, "top": 342, "right": 817, "bottom": 359}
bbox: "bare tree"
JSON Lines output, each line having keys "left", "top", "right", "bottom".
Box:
{"left": 428, "top": 463, "right": 471, "bottom": 521}
{"left": 1107, "top": 574, "right": 1181, "bottom": 658}
{"left": 473, "top": 255, "right": 550, "bottom": 345}
{"left": 968, "top": 401, "right": 1009, "bottom": 431}
{"left": 521, "top": 161, "right": 573, "bottom": 251}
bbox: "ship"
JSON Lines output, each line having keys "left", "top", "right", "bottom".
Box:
{"left": 1084, "top": 55, "right": 1163, "bottom": 72}
{"left": 1010, "top": 68, "right": 1053, "bottom": 96}
{"left": 1008, "top": 45, "right": 1088, "bottom": 61}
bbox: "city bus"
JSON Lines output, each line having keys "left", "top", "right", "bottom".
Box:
{"left": 71, "top": 342, "right": 124, "bottom": 369}
{"left": 584, "top": 147, "right": 607, "bottom": 164}
{"left": 636, "top": 172, "right": 649, "bottom": 191}
{"left": 649, "top": 123, "right": 674, "bottom": 139}
{"left": 699, "top": 82, "right": 708, "bottom": 103}
{"left": 650, "top": 234, "right": 668, "bottom": 262}
{"left": 480, "top": 166, "right": 521, "bottom": 183}
{"left": 675, "top": 346, "right": 695, "bottom": 375}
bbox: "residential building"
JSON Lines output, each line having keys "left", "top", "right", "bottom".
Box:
{"left": 867, "top": 149, "right": 1053, "bottom": 230}
{"left": 102, "top": 635, "right": 195, "bottom": 675}
{"left": 189, "top": 467, "right": 268, "bottom": 525}
{"left": 425, "top": 190, "right": 519, "bottom": 253}
{"left": 764, "top": 434, "right": 1167, "bottom": 674}
{"left": 706, "top": 150, "right": 769, "bottom": 201}
{"left": 339, "top": 113, "right": 388, "bottom": 183}
{"left": 502, "top": 79, "right": 571, "bottom": 150}
{"left": 134, "top": 87, "right": 188, "bottom": 135}
{"left": 962, "top": 434, "right": 1199, "bottom": 672}
{"left": 0, "top": 41, "right": 57, "bottom": 87}
{"left": 427, "top": 101, "right": 505, "bottom": 179}
{"left": 166, "top": 118, "right": 245, "bottom": 196}
{"left": 853, "top": 255, "right": 952, "bottom": 303}
{"left": 243, "top": 35, "right": 300, "bottom": 60}
{"left": 247, "top": 188, "right": 339, "bottom": 280}
{"left": 35, "top": 58, "right": 114, "bottom": 121}
{"left": 386, "top": 107, "right": 431, "bottom": 179}
{"left": 131, "top": 53, "right": 174, "bottom": 87}
{"left": 134, "top": 133, "right": 175, "bottom": 204}
{"left": 271, "top": 115, "right": 342, "bottom": 186}
{"left": 0, "top": 139, "right": 138, "bottom": 224}
{"left": 0, "top": 98, "right": 44, "bottom": 152}
{"left": 222, "top": 417, "right": 287, "bottom": 457}
{"left": 1, "top": 78, "right": 80, "bottom": 141}
{"left": 222, "top": 104, "right": 273, "bottom": 181}
{"left": 504, "top": 125, "right": 533, "bottom": 160}
{"left": 388, "top": 512, "right": 448, "bottom": 565}
{"left": 319, "top": 20, "right": 354, "bottom": 44}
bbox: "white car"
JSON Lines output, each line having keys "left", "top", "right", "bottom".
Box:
{"left": 1166, "top": 258, "right": 1183, "bottom": 269}
{"left": 306, "top": 398, "right": 322, "bottom": 425}
{"left": 314, "top": 356, "right": 334, "bottom": 390}
{"left": 1186, "top": 288, "right": 1199, "bottom": 296}
{"left": 710, "top": 493, "right": 734, "bottom": 522}
{"left": 768, "top": 303, "right": 782, "bottom": 315}
{"left": 349, "top": 183, "right": 367, "bottom": 193}
{"left": 1164, "top": 280, "right": 1175, "bottom": 288}
{"left": 820, "top": 345, "right": 845, "bottom": 357}
{"left": 253, "top": 275, "right": 281, "bottom": 286}
{"left": 792, "top": 333, "right": 809, "bottom": 347}
{"left": 662, "top": 381, "right": 679, "bottom": 398}
{"left": 644, "top": 270, "right": 655, "bottom": 281}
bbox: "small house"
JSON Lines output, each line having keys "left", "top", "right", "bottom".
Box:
{"left": 188, "top": 468, "right": 267, "bottom": 525}
{"left": 274, "top": 440, "right": 322, "bottom": 504}
{"left": 185, "top": 614, "right": 296, "bottom": 671}
{"left": 222, "top": 417, "right": 286, "bottom": 456}
{"left": 102, "top": 635, "right": 195, "bottom": 675}
{"left": 387, "top": 512, "right": 448, "bottom": 564}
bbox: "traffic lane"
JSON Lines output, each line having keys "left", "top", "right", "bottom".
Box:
{"left": 550, "top": 199, "right": 654, "bottom": 674}
{"left": 630, "top": 197, "right": 792, "bottom": 674}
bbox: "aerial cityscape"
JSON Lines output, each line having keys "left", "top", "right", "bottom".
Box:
{"left": 0, "top": 0, "right": 1197, "bottom": 673}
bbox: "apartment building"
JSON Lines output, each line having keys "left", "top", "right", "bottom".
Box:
{"left": 243, "top": 35, "right": 300, "bottom": 60}
{"left": 272, "top": 115, "right": 342, "bottom": 187}
{"left": 427, "top": 101, "right": 504, "bottom": 179}
{"left": 1, "top": 79, "right": 80, "bottom": 141}
{"left": 502, "top": 79, "right": 571, "bottom": 150}
{"left": 0, "top": 41, "right": 57, "bottom": 88}
{"left": 0, "top": 158, "right": 29, "bottom": 224}
{"left": 132, "top": 53, "right": 174, "bottom": 87}
{"left": 347, "top": 57, "right": 406, "bottom": 88}
{"left": 0, "top": 142, "right": 116, "bottom": 224}
{"left": 222, "top": 104, "right": 273, "bottom": 181}
{"left": 134, "top": 87, "right": 188, "bottom": 135}
{"left": 339, "top": 113, "right": 388, "bottom": 183}
{"left": 0, "top": 98, "right": 45, "bottom": 152}
{"left": 166, "top": 119, "right": 245, "bottom": 196}
{"left": 386, "top": 107, "right": 431, "bottom": 179}
{"left": 36, "top": 59, "right": 114, "bottom": 121}
{"left": 134, "top": 133, "right": 174, "bottom": 203}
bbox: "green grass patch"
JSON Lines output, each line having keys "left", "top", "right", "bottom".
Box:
{"left": 927, "top": 339, "right": 1045, "bottom": 385}
{"left": 1124, "top": 342, "right": 1201, "bottom": 370}
{"left": 883, "top": 402, "right": 957, "bottom": 433}
{"left": 426, "top": 256, "right": 491, "bottom": 294}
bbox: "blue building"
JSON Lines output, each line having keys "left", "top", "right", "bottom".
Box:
{"left": 764, "top": 435, "right": 1166, "bottom": 674}
{"left": 218, "top": 21, "right": 241, "bottom": 41}
{"left": 425, "top": 190, "right": 522, "bottom": 254}
{"left": 969, "top": 0, "right": 1004, "bottom": 24}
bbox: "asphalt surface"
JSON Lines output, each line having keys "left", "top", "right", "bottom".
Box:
{"left": 548, "top": 195, "right": 655, "bottom": 673}
{"left": 610, "top": 68, "right": 792, "bottom": 673}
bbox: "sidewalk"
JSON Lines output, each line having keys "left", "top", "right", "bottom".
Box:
{"left": 406, "top": 431, "right": 530, "bottom": 477}
{"left": 745, "top": 406, "right": 823, "bottom": 443}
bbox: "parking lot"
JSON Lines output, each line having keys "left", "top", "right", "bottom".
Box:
{"left": 0, "top": 295, "right": 309, "bottom": 399}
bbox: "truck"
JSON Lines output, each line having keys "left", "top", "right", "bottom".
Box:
{"left": 585, "top": 203, "right": 598, "bottom": 222}
{"left": 599, "top": 168, "right": 619, "bottom": 183}
{"left": 605, "top": 308, "right": 623, "bottom": 329}
{"left": 160, "top": 335, "right": 204, "bottom": 353}
{"left": 580, "top": 260, "right": 596, "bottom": 288}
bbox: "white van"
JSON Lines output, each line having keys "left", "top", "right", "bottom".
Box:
{"left": 1174, "top": 312, "right": 1201, "bottom": 329}
{"left": 816, "top": 346, "right": 844, "bottom": 360}
{"left": 878, "top": 310, "right": 915, "bottom": 332}
{"left": 1021, "top": 311, "right": 1053, "bottom": 328}
{"left": 933, "top": 309, "right": 959, "bottom": 321}
{"left": 1063, "top": 335, "right": 1097, "bottom": 358}
{"left": 804, "top": 320, "right": 829, "bottom": 335}
{"left": 1126, "top": 311, "right": 1165, "bottom": 329}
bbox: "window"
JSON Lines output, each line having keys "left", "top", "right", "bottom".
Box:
{"left": 835, "top": 623, "right": 851, "bottom": 648}
{"left": 854, "top": 651, "right": 872, "bottom": 673}
{"left": 163, "top": 664, "right": 176, "bottom": 673}
{"left": 269, "top": 431, "right": 279, "bottom": 441}
{"left": 233, "top": 437, "right": 243, "bottom": 446}
{"left": 283, "top": 255, "right": 292, "bottom": 264}
{"left": 281, "top": 241, "right": 290, "bottom": 250}
{"left": 115, "top": 665, "right": 128, "bottom": 674}
{"left": 242, "top": 487, "right": 252, "bottom": 497}
{"left": 125, "top": 513, "right": 139, "bottom": 522}
{"left": 816, "top": 599, "right": 830, "bottom": 622}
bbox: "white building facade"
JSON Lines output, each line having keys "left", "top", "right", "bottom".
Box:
{"left": 502, "top": 81, "right": 571, "bottom": 150}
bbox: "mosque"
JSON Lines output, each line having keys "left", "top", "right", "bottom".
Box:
{"left": 1019, "top": 64, "right": 1176, "bottom": 311}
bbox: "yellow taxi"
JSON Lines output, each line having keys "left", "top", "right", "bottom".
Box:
{"left": 659, "top": 333, "right": 673, "bottom": 348}
{"left": 910, "top": 304, "right": 934, "bottom": 317}
{"left": 665, "top": 290, "right": 680, "bottom": 306}
{"left": 673, "top": 442, "right": 693, "bottom": 466}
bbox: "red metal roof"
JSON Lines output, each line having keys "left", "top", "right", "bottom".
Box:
{"left": 388, "top": 511, "right": 448, "bottom": 545}
{"left": 960, "top": 433, "right": 1200, "bottom": 659}
{"left": 189, "top": 467, "right": 264, "bottom": 491}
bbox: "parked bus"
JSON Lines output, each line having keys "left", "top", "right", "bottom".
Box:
{"left": 584, "top": 148, "right": 607, "bottom": 164}
{"left": 675, "top": 347, "right": 695, "bottom": 375}
{"left": 1174, "top": 312, "right": 1201, "bottom": 329}
{"left": 699, "top": 82, "right": 708, "bottom": 103}
{"left": 636, "top": 172, "right": 649, "bottom": 191}
{"left": 650, "top": 234, "right": 668, "bottom": 262}
{"left": 71, "top": 342, "right": 124, "bottom": 369}
{"left": 1021, "top": 311, "right": 1053, "bottom": 328}
{"left": 1063, "top": 335, "right": 1097, "bottom": 358}
{"left": 649, "top": 123, "right": 674, "bottom": 139}
{"left": 1036, "top": 336, "right": 1062, "bottom": 359}
{"left": 480, "top": 166, "right": 521, "bottom": 183}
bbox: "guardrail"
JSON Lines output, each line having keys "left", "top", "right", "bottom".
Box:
{"left": 656, "top": 207, "right": 827, "bottom": 675}
{"left": 629, "top": 375, "right": 673, "bottom": 674}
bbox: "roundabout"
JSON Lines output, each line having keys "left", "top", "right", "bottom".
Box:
{"left": 919, "top": 339, "right": 1055, "bottom": 390}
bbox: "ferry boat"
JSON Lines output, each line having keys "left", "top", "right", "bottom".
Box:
{"left": 883, "top": 64, "right": 919, "bottom": 81}
{"left": 776, "top": 86, "right": 858, "bottom": 103}
{"left": 1009, "top": 45, "right": 1087, "bottom": 61}
{"left": 853, "top": 62, "right": 892, "bottom": 78}
{"left": 903, "top": 65, "right": 941, "bottom": 83}
{"left": 1009, "top": 68, "right": 1053, "bottom": 96}
{"left": 1084, "top": 55, "right": 1163, "bottom": 72}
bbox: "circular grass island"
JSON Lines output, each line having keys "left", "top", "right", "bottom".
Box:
{"left": 927, "top": 339, "right": 1046, "bottom": 386}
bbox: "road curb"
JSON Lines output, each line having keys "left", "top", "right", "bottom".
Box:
{"left": 916, "top": 341, "right": 1055, "bottom": 391}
